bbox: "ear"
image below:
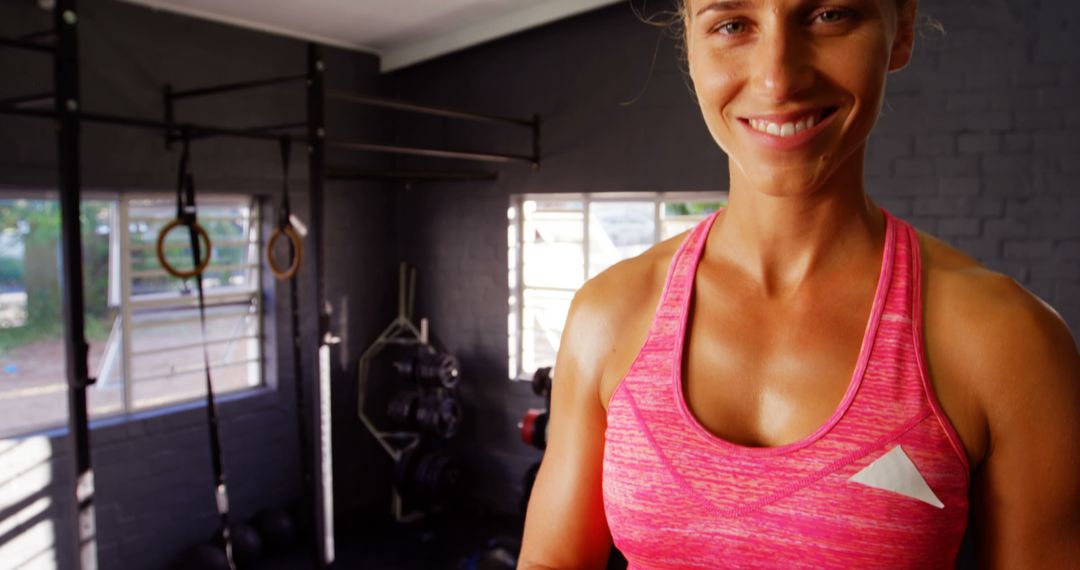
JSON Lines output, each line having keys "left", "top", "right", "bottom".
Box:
{"left": 888, "top": 0, "right": 918, "bottom": 72}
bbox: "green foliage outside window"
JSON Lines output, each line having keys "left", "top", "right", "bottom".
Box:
{"left": 664, "top": 201, "right": 726, "bottom": 216}
{"left": 0, "top": 200, "right": 112, "bottom": 354}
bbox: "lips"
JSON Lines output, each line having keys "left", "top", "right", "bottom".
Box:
{"left": 742, "top": 107, "right": 838, "bottom": 138}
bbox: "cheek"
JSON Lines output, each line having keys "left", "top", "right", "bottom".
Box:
{"left": 850, "top": 31, "right": 892, "bottom": 98}
{"left": 817, "top": 34, "right": 891, "bottom": 124}
{"left": 692, "top": 58, "right": 740, "bottom": 121}
{"left": 850, "top": 57, "right": 890, "bottom": 130}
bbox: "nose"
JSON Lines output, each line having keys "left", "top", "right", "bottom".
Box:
{"left": 750, "top": 24, "right": 814, "bottom": 102}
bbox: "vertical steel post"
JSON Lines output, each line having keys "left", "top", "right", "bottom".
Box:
{"left": 306, "top": 55, "right": 327, "bottom": 338}
{"left": 531, "top": 113, "right": 541, "bottom": 171}
{"left": 54, "top": 0, "right": 97, "bottom": 568}
{"left": 305, "top": 42, "right": 334, "bottom": 568}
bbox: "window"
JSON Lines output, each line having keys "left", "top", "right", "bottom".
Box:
{"left": 507, "top": 192, "right": 727, "bottom": 380}
{"left": 0, "top": 194, "right": 263, "bottom": 438}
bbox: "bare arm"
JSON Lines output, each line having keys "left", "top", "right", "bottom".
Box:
{"left": 925, "top": 255, "right": 1080, "bottom": 567}
{"left": 970, "top": 287, "right": 1080, "bottom": 567}
{"left": 517, "top": 279, "right": 626, "bottom": 569}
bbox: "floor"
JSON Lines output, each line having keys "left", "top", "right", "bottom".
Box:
{"left": 251, "top": 507, "right": 524, "bottom": 570}
{"left": 249, "top": 505, "right": 629, "bottom": 570}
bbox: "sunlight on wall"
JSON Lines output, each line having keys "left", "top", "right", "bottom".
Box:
{"left": 0, "top": 436, "right": 58, "bottom": 570}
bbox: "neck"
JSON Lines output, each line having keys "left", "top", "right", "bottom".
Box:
{"left": 712, "top": 156, "right": 884, "bottom": 297}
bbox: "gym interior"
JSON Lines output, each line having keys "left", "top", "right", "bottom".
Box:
{"left": 1, "top": 0, "right": 1078, "bottom": 568}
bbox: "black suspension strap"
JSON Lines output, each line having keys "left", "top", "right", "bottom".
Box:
{"left": 173, "top": 130, "right": 236, "bottom": 569}
{"left": 157, "top": 129, "right": 211, "bottom": 279}
{"left": 276, "top": 135, "right": 322, "bottom": 568}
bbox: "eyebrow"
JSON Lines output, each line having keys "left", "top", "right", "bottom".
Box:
{"left": 695, "top": 1, "right": 754, "bottom": 18}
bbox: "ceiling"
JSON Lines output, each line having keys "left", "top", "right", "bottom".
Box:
{"left": 117, "top": 0, "right": 623, "bottom": 72}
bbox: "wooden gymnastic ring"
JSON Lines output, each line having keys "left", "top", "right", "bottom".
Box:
{"left": 266, "top": 225, "right": 303, "bottom": 281}
{"left": 156, "top": 218, "right": 212, "bottom": 279}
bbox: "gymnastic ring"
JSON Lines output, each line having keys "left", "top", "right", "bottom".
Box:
{"left": 266, "top": 224, "right": 303, "bottom": 281}
{"left": 156, "top": 218, "right": 213, "bottom": 279}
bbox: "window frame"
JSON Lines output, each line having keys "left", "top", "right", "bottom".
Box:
{"left": 508, "top": 191, "right": 728, "bottom": 382}
{"left": 115, "top": 192, "right": 265, "bottom": 416}
{"left": 0, "top": 188, "right": 269, "bottom": 437}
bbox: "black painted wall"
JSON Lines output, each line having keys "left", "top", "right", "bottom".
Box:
{"left": 387, "top": 0, "right": 1080, "bottom": 551}
{"left": 0, "top": 0, "right": 398, "bottom": 567}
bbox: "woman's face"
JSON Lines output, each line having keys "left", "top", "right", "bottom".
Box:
{"left": 685, "top": 0, "right": 916, "bottom": 196}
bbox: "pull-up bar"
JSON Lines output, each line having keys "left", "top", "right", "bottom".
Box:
{"left": 0, "top": 105, "right": 309, "bottom": 144}
{"left": 166, "top": 73, "right": 307, "bottom": 100}
{"left": 327, "top": 139, "right": 535, "bottom": 165}
{"left": 20, "top": 29, "right": 57, "bottom": 41}
{"left": 325, "top": 167, "right": 498, "bottom": 182}
{"left": 0, "top": 36, "right": 55, "bottom": 53}
{"left": 0, "top": 92, "right": 55, "bottom": 108}
{"left": 325, "top": 88, "right": 541, "bottom": 168}
{"left": 326, "top": 88, "right": 535, "bottom": 129}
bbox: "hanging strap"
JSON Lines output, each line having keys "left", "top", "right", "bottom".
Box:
{"left": 176, "top": 132, "right": 237, "bottom": 570}
{"left": 267, "top": 135, "right": 303, "bottom": 280}
{"left": 278, "top": 135, "right": 292, "bottom": 229}
{"left": 278, "top": 134, "right": 322, "bottom": 569}
{"left": 157, "top": 129, "right": 212, "bottom": 279}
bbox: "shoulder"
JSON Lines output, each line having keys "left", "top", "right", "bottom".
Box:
{"left": 562, "top": 231, "right": 685, "bottom": 407}
{"left": 917, "top": 229, "right": 1076, "bottom": 369}
{"left": 916, "top": 229, "right": 1080, "bottom": 458}
{"left": 916, "top": 231, "right": 1080, "bottom": 565}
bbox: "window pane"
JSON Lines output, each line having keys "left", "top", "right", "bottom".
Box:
{"left": 522, "top": 201, "right": 584, "bottom": 289}
{"left": 661, "top": 199, "right": 727, "bottom": 240}
{"left": 128, "top": 197, "right": 258, "bottom": 297}
{"left": 84, "top": 202, "right": 125, "bottom": 418}
{"left": 87, "top": 314, "right": 125, "bottom": 418}
{"left": 510, "top": 193, "right": 727, "bottom": 379}
{"left": 521, "top": 288, "right": 573, "bottom": 373}
{"left": 589, "top": 201, "right": 655, "bottom": 278}
{"left": 0, "top": 198, "right": 121, "bottom": 437}
{"left": 130, "top": 301, "right": 260, "bottom": 410}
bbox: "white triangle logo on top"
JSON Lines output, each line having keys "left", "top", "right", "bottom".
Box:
{"left": 849, "top": 445, "right": 944, "bottom": 509}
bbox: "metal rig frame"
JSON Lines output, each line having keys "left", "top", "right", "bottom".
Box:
{"left": 0, "top": 7, "right": 541, "bottom": 566}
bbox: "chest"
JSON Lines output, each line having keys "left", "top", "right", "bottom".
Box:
{"left": 680, "top": 269, "right": 877, "bottom": 449}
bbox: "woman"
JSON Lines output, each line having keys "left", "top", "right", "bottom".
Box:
{"left": 518, "top": 0, "right": 1080, "bottom": 568}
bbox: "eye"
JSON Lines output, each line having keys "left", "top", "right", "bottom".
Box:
{"left": 812, "top": 8, "right": 856, "bottom": 24}
{"left": 711, "top": 19, "right": 749, "bottom": 36}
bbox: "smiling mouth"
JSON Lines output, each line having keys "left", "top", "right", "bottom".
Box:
{"left": 742, "top": 107, "right": 839, "bottom": 137}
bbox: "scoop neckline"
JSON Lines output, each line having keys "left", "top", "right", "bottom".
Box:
{"left": 671, "top": 209, "right": 896, "bottom": 456}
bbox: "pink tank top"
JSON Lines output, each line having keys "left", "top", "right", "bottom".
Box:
{"left": 603, "top": 210, "right": 970, "bottom": 569}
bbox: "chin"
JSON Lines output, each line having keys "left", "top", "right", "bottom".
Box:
{"left": 733, "top": 157, "right": 834, "bottom": 198}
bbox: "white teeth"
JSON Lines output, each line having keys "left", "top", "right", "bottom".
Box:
{"left": 748, "top": 112, "right": 821, "bottom": 136}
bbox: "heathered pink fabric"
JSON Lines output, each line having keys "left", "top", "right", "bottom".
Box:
{"left": 602, "top": 210, "right": 970, "bottom": 569}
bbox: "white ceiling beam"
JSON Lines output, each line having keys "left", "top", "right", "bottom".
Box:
{"left": 114, "top": 0, "right": 623, "bottom": 73}
{"left": 380, "top": 0, "right": 623, "bottom": 72}
{"left": 114, "top": 0, "right": 379, "bottom": 55}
